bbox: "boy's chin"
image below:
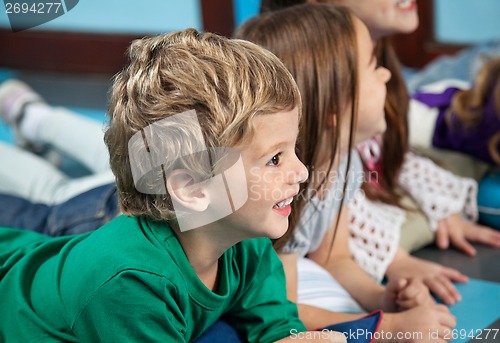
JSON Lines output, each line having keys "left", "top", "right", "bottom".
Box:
{"left": 266, "top": 224, "right": 289, "bottom": 240}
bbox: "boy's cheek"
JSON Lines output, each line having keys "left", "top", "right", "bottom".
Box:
{"left": 248, "top": 184, "right": 264, "bottom": 202}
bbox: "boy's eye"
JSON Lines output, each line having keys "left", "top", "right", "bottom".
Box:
{"left": 266, "top": 153, "right": 281, "bottom": 166}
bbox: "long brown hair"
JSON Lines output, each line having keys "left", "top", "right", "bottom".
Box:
{"left": 448, "top": 57, "right": 500, "bottom": 164}
{"left": 362, "top": 38, "right": 408, "bottom": 205}
{"left": 260, "top": 0, "right": 410, "bottom": 207}
{"left": 235, "top": 4, "right": 358, "bottom": 251}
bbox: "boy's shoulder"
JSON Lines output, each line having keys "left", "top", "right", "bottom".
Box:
{"left": 61, "top": 215, "right": 180, "bottom": 306}
{"left": 60, "top": 215, "right": 207, "bottom": 327}
{"left": 67, "top": 215, "right": 175, "bottom": 270}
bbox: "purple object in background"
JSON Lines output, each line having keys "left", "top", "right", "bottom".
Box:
{"left": 413, "top": 87, "right": 500, "bottom": 165}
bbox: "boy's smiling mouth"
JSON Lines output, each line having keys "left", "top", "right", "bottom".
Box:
{"left": 274, "top": 196, "right": 294, "bottom": 209}
{"left": 273, "top": 196, "right": 295, "bottom": 216}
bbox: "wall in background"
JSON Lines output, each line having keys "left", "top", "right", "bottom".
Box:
{"left": 0, "top": 0, "right": 236, "bottom": 74}
{"left": 233, "top": 0, "right": 259, "bottom": 28}
{"left": 1, "top": 0, "right": 498, "bottom": 40}
{"left": 0, "top": 0, "right": 201, "bottom": 34}
{"left": 435, "top": 0, "right": 500, "bottom": 44}
{"left": 232, "top": 0, "right": 500, "bottom": 43}
{"left": 2, "top": 0, "right": 498, "bottom": 73}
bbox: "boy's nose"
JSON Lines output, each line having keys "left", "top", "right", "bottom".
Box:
{"left": 294, "top": 158, "right": 309, "bottom": 184}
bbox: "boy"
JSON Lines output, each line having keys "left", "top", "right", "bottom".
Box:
{"left": 0, "top": 29, "right": 344, "bottom": 342}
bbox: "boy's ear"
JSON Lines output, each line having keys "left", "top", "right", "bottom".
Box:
{"left": 166, "top": 170, "right": 210, "bottom": 212}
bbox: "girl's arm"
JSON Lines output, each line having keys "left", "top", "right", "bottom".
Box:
{"left": 307, "top": 205, "right": 433, "bottom": 312}
{"left": 307, "top": 206, "right": 387, "bottom": 312}
{"left": 277, "top": 253, "right": 347, "bottom": 342}
{"left": 386, "top": 246, "right": 467, "bottom": 305}
{"left": 298, "top": 303, "right": 456, "bottom": 343}
{"left": 398, "top": 152, "right": 500, "bottom": 252}
{"left": 278, "top": 245, "right": 455, "bottom": 342}
{"left": 435, "top": 213, "right": 500, "bottom": 255}
{"left": 278, "top": 252, "right": 370, "bottom": 327}
{"left": 278, "top": 252, "right": 298, "bottom": 303}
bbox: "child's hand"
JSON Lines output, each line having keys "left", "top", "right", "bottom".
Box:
{"left": 436, "top": 213, "right": 500, "bottom": 256}
{"left": 383, "top": 304, "right": 456, "bottom": 342}
{"left": 382, "top": 278, "right": 433, "bottom": 312}
{"left": 386, "top": 253, "right": 467, "bottom": 305}
{"left": 396, "top": 278, "right": 435, "bottom": 310}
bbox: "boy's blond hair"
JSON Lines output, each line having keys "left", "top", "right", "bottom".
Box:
{"left": 105, "top": 28, "right": 301, "bottom": 220}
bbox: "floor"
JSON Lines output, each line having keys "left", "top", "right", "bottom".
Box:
{"left": 1, "top": 69, "right": 499, "bottom": 342}
{"left": 0, "top": 69, "right": 110, "bottom": 176}
{"left": 414, "top": 245, "right": 500, "bottom": 342}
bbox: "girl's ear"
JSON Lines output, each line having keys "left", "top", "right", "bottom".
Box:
{"left": 166, "top": 170, "right": 210, "bottom": 212}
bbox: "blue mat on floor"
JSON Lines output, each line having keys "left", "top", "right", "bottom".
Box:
{"left": 448, "top": 278, "right": 500, "bottom": 342}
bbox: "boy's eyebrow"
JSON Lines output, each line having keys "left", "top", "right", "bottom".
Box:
{"left": 259, "top": 141, "right": 288, "bottom": 160}
{"left": 258, "top": 131, "right": 299, "bottom": 160}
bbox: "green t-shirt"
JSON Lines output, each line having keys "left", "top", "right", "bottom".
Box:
{"left": 0, "top": 215, "right": 306, "bottom": 342}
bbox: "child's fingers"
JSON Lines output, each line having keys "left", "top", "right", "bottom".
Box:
{"left": 480, "top": 228, "right": 500, "bottom": 247}
{"left": 385, "top": 277, "right": 408, "bottom": 295}
{"left": 397, "top": 277, "right": 408, "bottom": 291}
{"left": 431, "top": 306, "right": 457, "bottom": 341}
{"left": 396, "top": 295, "right": 435, "bottom": 310}
{"left": 436, "top": 304, "right": 457, "bottom": 328}
{"left": 434, "top": 304, "right": 453, "bottom": 315}
{"left": 468, "top": 225, "right": 500, "bottom": 248}
{"left": 426, "top": 275, "right": 461, "bottom": 305}
{"left": 449, "top": 232, "right": 476, "bottom": 256}
{"left": 436, "top": 222, "right": 450, "bottom": 250}
{"left": 397, "top": 279, "right": 433, "bottom": 307}
{"left": 397, "top": 279, "right": 420, "bottom": 299}
{"left": 440, "top": 266, "right": 468, "bottom": 283}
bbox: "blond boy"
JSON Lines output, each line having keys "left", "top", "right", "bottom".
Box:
{"left": 0, "top": 29, "right": 344, "bottom": 342}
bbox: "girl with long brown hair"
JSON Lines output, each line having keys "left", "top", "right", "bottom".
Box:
{"left": 236, "top": 3, "right": 456, "bottom": 342}
{"left": 259, "top": 0, "right": 500, "bottom": 309}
